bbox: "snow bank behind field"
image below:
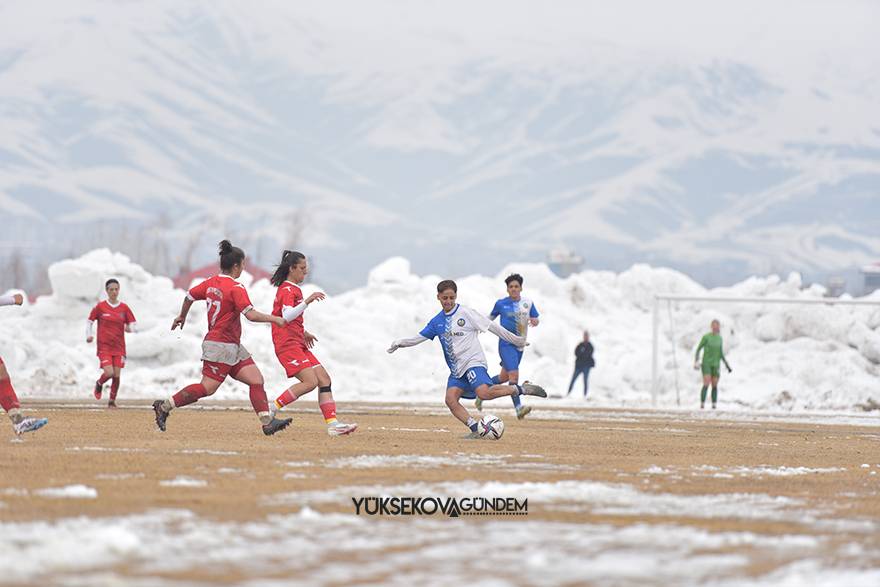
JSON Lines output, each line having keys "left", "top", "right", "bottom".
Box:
{"left": 1, "top": 249, "right": 879, "bottom": 412}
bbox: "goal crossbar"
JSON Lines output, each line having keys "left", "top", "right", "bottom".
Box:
{"left": 650, "top": 294, "right": 880, "bottom": 406}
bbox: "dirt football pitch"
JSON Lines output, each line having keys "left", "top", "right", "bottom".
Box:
{"left": 1, "top": 400, "right": 879, "bottom": 586}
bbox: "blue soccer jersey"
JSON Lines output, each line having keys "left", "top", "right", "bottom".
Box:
{"left": 419, "top": 304, "right": 492, "bottom": 378}
{"left": 490, "top": 297, "right": 539, "bottom": 342}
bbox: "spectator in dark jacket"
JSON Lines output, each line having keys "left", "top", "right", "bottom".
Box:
{"left": 566, "top": 331, "right": 594, "bottom": 398}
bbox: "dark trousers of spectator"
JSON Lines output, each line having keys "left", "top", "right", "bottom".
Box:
{"left": 567, "top": 366, "right": 591, "bottom": 397}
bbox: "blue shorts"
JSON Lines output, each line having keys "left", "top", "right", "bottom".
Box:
{"left": 498, "top": 342, "right": 523, "bottom": 371}
{"left": 446, "top": 366, "right": 493, "bottom": 400}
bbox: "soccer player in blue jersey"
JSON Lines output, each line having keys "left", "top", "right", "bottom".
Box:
{"left": 388, "top": 279, "right": 546, "bottom": 438}
{"left": 475, "top": 274, "right": 539, "bottom": 419}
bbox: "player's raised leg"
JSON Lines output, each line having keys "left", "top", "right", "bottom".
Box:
{"left": 94, "top": 363, "right": 113, "bottom": 400}
{"left": 1, "top": 360, "right": 48, "bottom": 436}
{"left": 273, "top": 365, "right": 319, "bottom": 411}
{"left": 0, "top": 294, "right": 48, "bottom": 435}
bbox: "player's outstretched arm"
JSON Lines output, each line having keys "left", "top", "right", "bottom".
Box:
{"left": 171, "top": 298, "right": 194, "bottom": 330}
{"left": 488, "top": 322, "right": 527, "bottom": 348}
{"left": 387, "top": 335, "right": 428, "bottom": 353}
{"left": 244, "top": 308, "right": 286, "bottom": 327}
{"left": 281, "top": 292, "right": 325, "bottom": 323}
{"left": 0, "top": 293, "right": 23, "bottom": 306}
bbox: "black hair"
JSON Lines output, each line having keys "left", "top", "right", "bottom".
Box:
{"left": 437, "top": 279, "right": 457, "bottom": 294}
{"left": 218, "top": 240, "right": 246, "bottom": 272}
{"left": 105, "top": 278, "right": 119, "bottom": 289}
{"left": 505, "top": 273, "right": 523, "bottom": 287}
{"left": 270, "top": 250, "right": 306, "bottom": 287}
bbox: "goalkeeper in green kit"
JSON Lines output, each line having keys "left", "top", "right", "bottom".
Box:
{"left": 694, "top": 319, "right": 731, "bottom": 409}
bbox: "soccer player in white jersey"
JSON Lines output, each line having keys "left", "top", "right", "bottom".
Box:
{"left": 387, "top": 279, "right": 546, "bottom": 437}
{"left": 476, "top": 273, "right": 539, "bottom": 418}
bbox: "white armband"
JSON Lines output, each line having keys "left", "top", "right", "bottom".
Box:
{"left": 86, "top": 320, "right": 95, "bottom": 338}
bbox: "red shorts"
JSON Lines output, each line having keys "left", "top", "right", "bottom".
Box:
{"left": 277, "top": 344, "right": 320, "bottom": 378}
{"left": 202, "top": 357, "right": 255, "bottom": 383}
{"left": 99, "top": 354, "right": 126, "bottom": 369}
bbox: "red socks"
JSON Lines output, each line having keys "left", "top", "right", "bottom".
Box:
{"left": 319, "top": 399, "right": 337, "bottom": 424}
{"left": 171, "top": 383, "right": 208, "bottom": 408}
{"left": 110, "top": 377, "right": 120, "bottom": 401}
{"left": 274, "top": 389, "right": 297, "bottom": 410}
{"left": 249, "top": 384, "right": 269, "bottom": 415}
{"left": 0, "top": 378, "right": 20, "bottom": 412}
{"left": 97, "top": 372, "right": 112, "bottom": 385}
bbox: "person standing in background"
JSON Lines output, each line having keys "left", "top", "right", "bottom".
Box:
{"left": 566, "top": 331, "right": 594, "bottom": 398}
{"left": 694, "top": 319, "right": 732, "bottom": 410}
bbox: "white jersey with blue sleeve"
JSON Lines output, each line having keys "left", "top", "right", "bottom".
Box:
{"left": 419, "top": 304, "right": 491, "bottom": 378}
{"left": 490, "top": 296, "right": 539, "bottom": 340}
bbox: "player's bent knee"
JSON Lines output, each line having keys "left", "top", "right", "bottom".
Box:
{"left": 475, "top": 385, "right": 492, "bottom": 399}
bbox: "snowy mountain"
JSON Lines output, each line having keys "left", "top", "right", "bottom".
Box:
{"left": 1, "top": 1, "right": 878, "bottom": 290}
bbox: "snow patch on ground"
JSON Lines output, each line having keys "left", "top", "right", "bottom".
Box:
{"left": 0, "top": 507, "right": 875, "bottom": 587}
{"left": 34, "top": 485, "right": 98, "bottom": 499}
{"left": 327, "top": 453, "right": 507, "bottom": 469}
{"left": 265, "top": 480, "right": 815, "bottom": 525}
{"left": 158, "top": 477, "right": 207, "bottom": 488}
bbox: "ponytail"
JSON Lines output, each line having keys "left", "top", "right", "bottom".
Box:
{"left": 218, "top": 240, "right": 245, "bottom": 271}
{"left": 270, "top": 250, "right": 306, "bottom": 287}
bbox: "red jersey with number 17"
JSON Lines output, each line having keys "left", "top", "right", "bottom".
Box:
{"left": 271, "top": 281, "right": 305, "bottom": 349}
{"left": 88, "top": 300, "right": 136, "bottom": 356}
{"left": 187, "top": 275, "right": 254, "bottom": 345}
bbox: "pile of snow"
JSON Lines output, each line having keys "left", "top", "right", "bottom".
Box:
{"left": 1, "top": 249, "right": 879, "bottom": 411}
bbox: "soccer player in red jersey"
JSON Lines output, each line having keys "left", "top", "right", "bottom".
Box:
{"left": 86, "top": 278, "right": 137, "bottom": 408}
{"left": 1, "top": 292, "right": 48, "bottom": 435}
{"left": 269, "top": 251, "right": 357, "bottom": 436}
{"left": 152, "top": 240, "right": 292, "bottom": 436}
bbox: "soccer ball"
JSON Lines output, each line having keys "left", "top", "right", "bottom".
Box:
{"left": 479, "top": 414, "right": 504, "bottom": 440}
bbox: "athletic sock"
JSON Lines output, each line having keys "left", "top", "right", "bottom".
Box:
{"left": 510, "top": 384, "right": 523, "bottom": 409}
{"left": 0, "top": 378, "right": 20, "bottom": 413}
{"left": 109, "top": 377, "right": 120, "bottom": 401}
{"left": 491, "top": 375, "right": 502, "bottom": 385}
{"left": 711, "top": 386, "right": 718, "bottom": 404}
{"left": 169, "top": 383, "right": 208, "bottom": 410}
{"left": 700, "top": 386, "right": 708, "bottom": 404}
{"left": 319, "top": 398, "right": 338, "bottom": 425}
{"left": 466, "top": 416, "right": 479, "bottom": 433}
{"left": 249, "top": 384, "right": 271, "bottom": 424}
{"left": 97, "top": 372, "right": 112, "bottom": 385}
{"left": 274, "top": 389, "right": 298, "bottom": 410}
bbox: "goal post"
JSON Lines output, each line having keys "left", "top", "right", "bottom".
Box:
{"left": 651, "top": 294, "right": 880, "bottom": 407}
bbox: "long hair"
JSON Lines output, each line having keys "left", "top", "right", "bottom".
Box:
{"left": 271, "top": 250, "right": 306, "bottom": 287}
{"left": 218, "top": 240, "right": 246, "bottom": 271}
